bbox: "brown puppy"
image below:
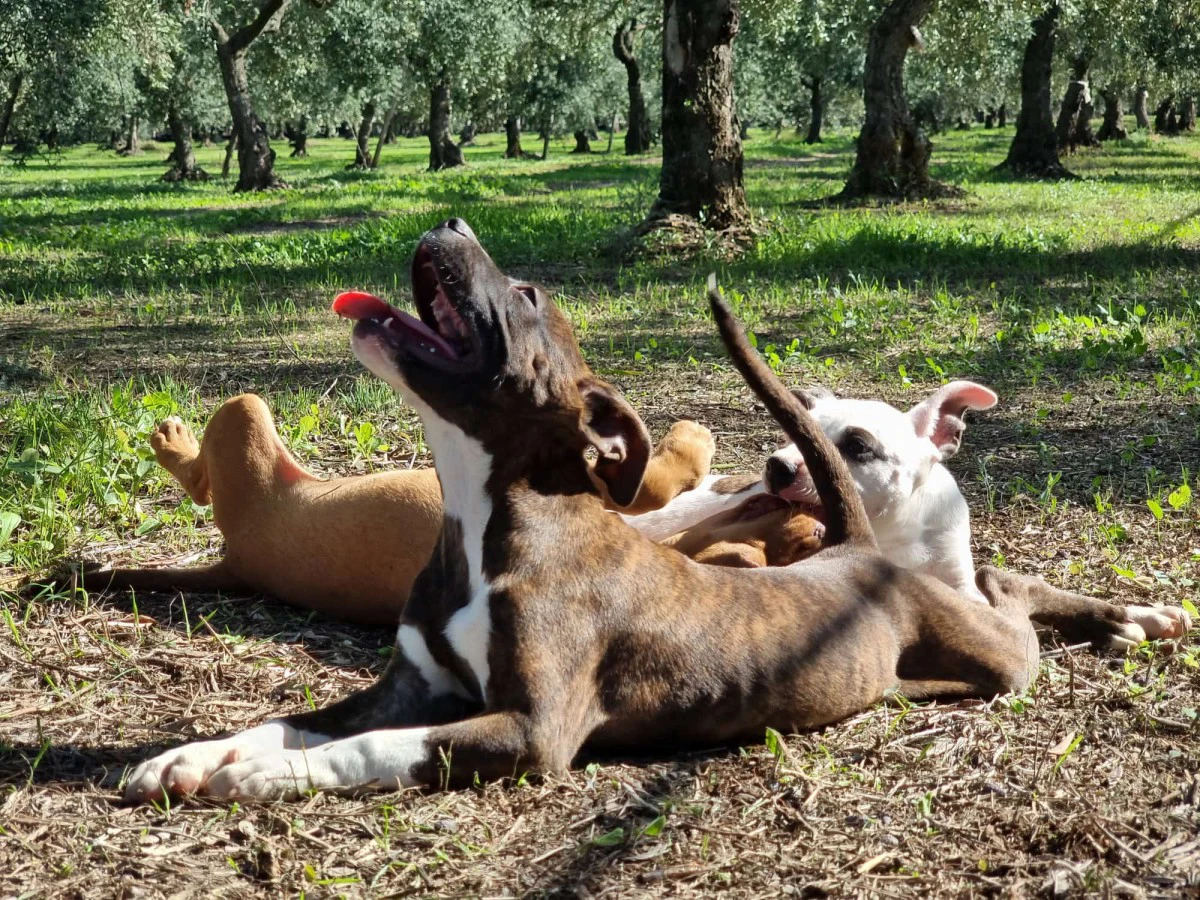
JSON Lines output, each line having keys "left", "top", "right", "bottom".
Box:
{"left": 93, "top": 394, "right": 716, "bottom": 625}
{"left": 124, "top": 221, "right": 1189, "bottom": 804}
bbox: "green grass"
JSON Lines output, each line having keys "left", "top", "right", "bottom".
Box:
{"left": 2, "top": 123, "right": 1199, "bottom": 580}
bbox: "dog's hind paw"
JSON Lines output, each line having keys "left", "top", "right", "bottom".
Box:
{"left": 150, "top": 416, "right": 199, "bottom": 468}
{"left": 1125, "top": 605, "right": 1192, "bottom": 641}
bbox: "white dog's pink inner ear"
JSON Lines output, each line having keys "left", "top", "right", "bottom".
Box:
{"left": 908, "top": 381, "right": 998, "bottom": 458}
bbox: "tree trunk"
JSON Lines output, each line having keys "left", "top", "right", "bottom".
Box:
{"left": 614, "top": 19, "right": 652, "bottom": 154}
{"left": 1055, "top": 52, "right": 1098, "bottom": 152}
{"left": 162, "top": 98, "right": 209, "bottom": 181}
{"left": 0, "top": 72, "right": 22, "bottom": 147}
{"left": 504, "top": 115, "right": 527, "bottom": 158}
{"left": 211, "top": 2, "right": 292, "bottom": 192}
{"left": 645, "top": 0, "right": 748, "bottom": 230}
{"left": 351, "top": 99, "right": 376, "bottom": 168}
{"left": 427, "top": 75, "right": 463, "bottom": 170}
{"left": 121, "top": 113, "right": 141, "bottom": 156}
{"left": 1096, "top": 89, "right": 1127, "bottom": 141}
{"left": 459, "top": 121, "right": 476, "bottom": 145}
{"left": 985, "top": 106, "right": 996, "bottom": 128}
{"left": 836, "top": 0, "right": 951, "bottom": 201}
{"left": 571, "top": 130, "right": 592, "bottom": 153}
{"left": 222, "top": 131, "right": 238, "bottom": 178}
{"left": 541, "top": 117, "right": 552, "bottom": 160}
{"left": 1180, "top": 96, "right": 1197, "bottom": 132}
{"left": 1133, "top": 86, "right": 1150, "bottom": 130}
{"left": 288, "top": 115, "right": 308, "bottom": 157}
{"left": 1155, "top": 96, "right": 1176, "bottom": 134}
{"left": 998, "top": 103, "right": 1007, "bottom": 127}
{"left": 606, "top": 111, "right": 617, "bottom": 152}
{"left": 997, "top": 3, "right": 1072, "bottom": 178}
{"left": 372, "top": 98, "right": 400, "bottom": 168}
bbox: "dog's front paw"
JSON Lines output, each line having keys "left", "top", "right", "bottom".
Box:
{"left": 124, "top": 737, "right": 243, "bottom": 804}
{"left": 204, "top": 751, "right": 324, "bottom": 801}
{"left": 1125, "top": 605, "right": 1192, "bottom": 640}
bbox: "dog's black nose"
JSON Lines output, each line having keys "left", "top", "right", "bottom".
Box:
{"left": 764, "top": 455, "right": 797, "bottom": 494}
{"left": 445, "top": 218, "right": 475, "bottom": 239}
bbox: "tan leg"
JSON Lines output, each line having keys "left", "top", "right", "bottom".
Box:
{"left": 166, "top": 394, "right": 316, "bottom": 535}
{"left": 151, "top": 417, "right": 209, "bottom": 503}
{"left": 617, "top": 420, "right": 715, "bottom": 515}
{"left": 84, "top": 561, "right": 248, "bottom": 596}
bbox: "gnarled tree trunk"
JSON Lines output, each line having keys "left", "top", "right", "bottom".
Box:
{"left": 614, "top": 19, "right": 652, "bottom": 154}
{"left": 1097, "top": 89, "right": 1127, "bottom": 141}
{"left": 504, "top": 115, "right": 527, "bottom": 158}
{"left": 212, "top": 1, "right": 292, "bottom": 191}
{"left": 1133, "top": 86, "right": 1150, "bottom": 129}
{"left": 1055, "top": 52, "right": 1098, "bottom": 152}
{"left": 288, "top": 115, "right": 308, "bottom": 157}
{"left": 162, "top": 98, "right": 209, "bottom": 181}
{"left": 998, "top": 103, "right": 1007, "bottom": 127}
{"left": 997, "top": 3, "right": 1073, "bottom": 178}
{"left": 120, "top": 113, "right": 141, "bottom": 156}
{"left": 1180, "top": 96, "right": 1197, "bottom": 132}
{"left": 802, "top": 75, "right": 823, "bottom": 143}
{"left": 835, "top": 0, "right": 954, "bottom": 201}
{"left": 427, "top": 75, "right": 463, "bottom": 170}
{"left": 459, "top": 121, "right": 476, "bottom": 145}
{"left": 0, "top": 73, "right": 22, "bottom": 147}
{"left": 1155, "top": 96, "right": 1176, "bottom": 134}
{"left": 571, "top": 130, "right": 592, "bottom": 153}
{"left": 351, "top": 99, "right": 376, "bottom": 168}
{"left": 644, "top": 0, "right": 747, "bottom": 230}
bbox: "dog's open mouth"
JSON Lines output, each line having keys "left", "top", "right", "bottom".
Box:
{"left": 332, "top": 244, "right": 479, "bottom": 373}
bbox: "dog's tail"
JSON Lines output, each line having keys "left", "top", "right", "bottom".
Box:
{"left": 708, "top": 275, "right": 875, "bottom": 549}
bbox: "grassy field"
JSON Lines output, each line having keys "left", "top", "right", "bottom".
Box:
{"left": 2, "top": 124, "right": 1199, "bottom": 897}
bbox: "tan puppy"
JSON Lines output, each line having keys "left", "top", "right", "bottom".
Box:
{"left": 662, "top": 490, "right": 825, "bottom": 568}
{"left": 94, "top": 394, "right": 716, "bottom": 624}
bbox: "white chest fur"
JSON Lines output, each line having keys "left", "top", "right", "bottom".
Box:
{"left": 421, "top": 410, "right": 495, "bottom": 699}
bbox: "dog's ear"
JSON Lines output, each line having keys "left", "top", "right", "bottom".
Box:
{"left": 579, "top": 379, "right": 652, "bottom": 508}
{"left": 790, "top": 385, "right": 834, "bottom": 410}
{"left": 908, "top": 381, "right": 997, "bottom": 459}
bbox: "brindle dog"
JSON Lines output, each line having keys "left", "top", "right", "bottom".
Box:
{"left": 124, "top": 220, "right": 1188, "bottom": 803}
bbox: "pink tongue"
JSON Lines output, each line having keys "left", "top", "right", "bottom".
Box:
{"left": 332, "top": 291, "right": 392, "bottom": 321}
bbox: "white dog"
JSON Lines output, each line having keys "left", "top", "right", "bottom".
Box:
{"left": 626, "top": 380, "right": 998, "bottom": 602}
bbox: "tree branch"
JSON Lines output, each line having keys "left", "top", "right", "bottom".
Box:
{"left": 226, "top": 0, "right": 294, "bottom": 56}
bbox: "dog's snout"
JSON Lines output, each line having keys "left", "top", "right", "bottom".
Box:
{"left": 444, "top": 218, "right": 475, "bottom": 240}
{"left": 764, "top": 455, "right": 797, "bottom": 494}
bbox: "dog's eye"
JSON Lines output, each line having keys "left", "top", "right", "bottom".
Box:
{"left": 515, "top": 285, "right": 538, "bottom": 309}
{"left": 840, "top": 432, "right": 878, "bottom": 461}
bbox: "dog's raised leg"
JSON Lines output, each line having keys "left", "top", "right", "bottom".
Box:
{"left": 609, "top": 420, "right": 715, "bottom": 515}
